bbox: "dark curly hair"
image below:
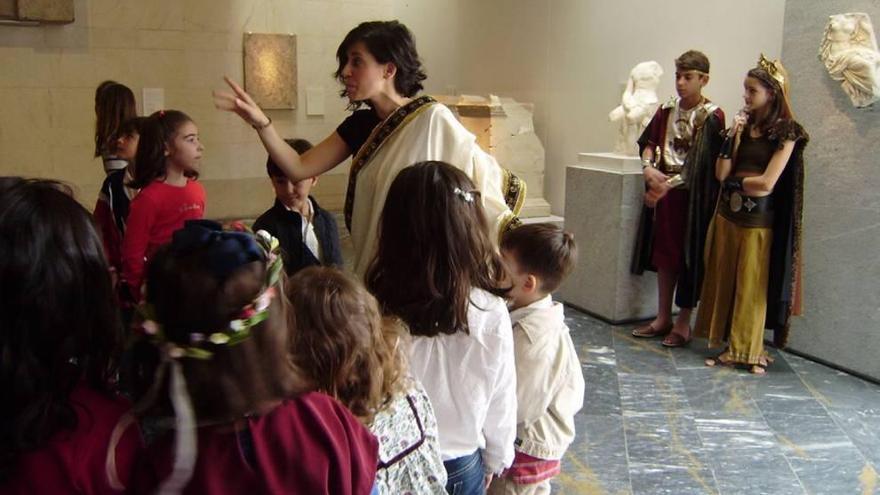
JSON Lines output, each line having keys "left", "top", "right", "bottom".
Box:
{"left": 366, "top": 161, "right": 509, "bottom": 337}
{"left": 334, "top": 21, "right": 427, "bottom": 104}
{"left": 0, "top": 177, "right": 122, "bottom": 481}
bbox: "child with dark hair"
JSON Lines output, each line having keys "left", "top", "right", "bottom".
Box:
{"left": 492, "top": 223, "right": 585, "bottom": 495}
{"left": 366, "top": 161, "right": 517, "bottom": 494}
{"left": 94, "top": 116, "right": 149, "bottom": 285}
{"left": 122, "top": 110, "right": 206, "bottom": 300}
{"left": 0, "top": 178, "right": 142, "bottom": 493}
{"left": 129, "top": 221, "right": 378, "bottom": 494}
{"left": 632, "top": 49, "right": 726, "bottom": 348}
{"left": 286, "top": 266, "right": 447, "bottom": 493}
{"left": 94, "top": 80, "right": 137, "bottom": 174}
{"left": 252, "top": 138, "right": 343, "bottom": 275}
{"left": 697, "top": 55, "right": 809, "bottom": 375}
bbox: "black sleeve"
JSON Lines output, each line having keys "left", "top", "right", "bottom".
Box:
{"left": 335, "top": 110, "right": 381, "bottom": 156}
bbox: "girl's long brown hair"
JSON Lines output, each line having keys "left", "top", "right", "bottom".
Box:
{"left": 94, "top": 81, "right": 136, "bottom": 158}
{"left": 131, "top": 245, "right": 306, "bottom": 424}
{"left": 366, "top": 161, "right": 509, "bottom": 337}
{"left": 747, "top": 65, "right": 794, "bottom": 135}
{"left": 286, "top": 267, "right": 405, "bottom": 424}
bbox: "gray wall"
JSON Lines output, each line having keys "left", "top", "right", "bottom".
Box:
{"left": 782, "top": 1, "right": 880, "bottom": 380}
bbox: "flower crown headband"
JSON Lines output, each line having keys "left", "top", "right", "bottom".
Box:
{"left": 137, "top": 220, "right": 284, "bottom": 360}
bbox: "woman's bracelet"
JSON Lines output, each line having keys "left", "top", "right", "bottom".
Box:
{"left": 252, "top": 116, "right": 272, "bottom": 130}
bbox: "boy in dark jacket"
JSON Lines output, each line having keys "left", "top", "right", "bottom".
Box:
{"left": 253, "top": 139, "right": 343, "bottom": 275}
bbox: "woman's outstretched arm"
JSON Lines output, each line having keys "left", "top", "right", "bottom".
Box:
{"left": 214, "top": 77, "right": 349, "bottom": 181}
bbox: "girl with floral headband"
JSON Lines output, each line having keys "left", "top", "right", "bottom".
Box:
{"left": 696, "top": 55, "right": 809, "bottom": 375}
{"left": 366, "top": 161, "right": 517, "bottom": 494}
{"left": 128, "top": 220, "right": 378, "bottom": 494}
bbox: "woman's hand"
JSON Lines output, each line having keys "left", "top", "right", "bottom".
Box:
{"left": 213, "top": 76, "right": 270, "bottom": 128}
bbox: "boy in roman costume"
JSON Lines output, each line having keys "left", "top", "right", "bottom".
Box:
{"left": 631, "top": 50, "right": 726, "bottom": 347}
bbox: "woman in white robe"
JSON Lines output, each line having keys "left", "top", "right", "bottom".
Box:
{"left": 214, "top": 20, "right": 523, "bottom": 276}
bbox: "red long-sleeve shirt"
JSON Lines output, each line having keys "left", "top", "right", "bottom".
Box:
{"left": 121, "top": 179, "right": 206, "bottom": 299}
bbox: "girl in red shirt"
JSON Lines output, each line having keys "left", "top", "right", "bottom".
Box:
{"left": 122, "top": 110, "right": 206, "bottom": 301}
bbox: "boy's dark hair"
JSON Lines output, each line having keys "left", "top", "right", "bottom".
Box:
{"left": 334, "top": 21, "right": 427, "bottom": 104}
{"left": 675, "top": 50, "right": 710, "bottom": 74}
{"left": 0, "top": 178, "right": 122, "bottom": 481}
{"left": 501, "top": 223, "right": 578, "bottom": 294}
{"left": 366, "top": 161, "right": 508, "bottom": 337}
{"left": 117, "top": 116, "right": 149, "bottom": 139}
{"left": 128, "top": 109, "right": 195, "bottom": 190}
{"left": 267, "top": 138, "right": 313, "bottom": 178}
{"left": 94, "top": 81, "right": 137, "bottom": 157}
{"left": 134, "top": 239, "right": 306, "bottom": 423}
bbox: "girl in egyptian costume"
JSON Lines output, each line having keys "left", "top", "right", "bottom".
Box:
{"left": 697, "top": 55, "right": 809, "bottom": 375}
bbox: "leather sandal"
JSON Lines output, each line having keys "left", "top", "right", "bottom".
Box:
{"left": 749, "top": 364, "right": 768, "bottom": 375}
{"left": 662, "top": 330, "right": 692, "bottom": 348}
{"left": 632, "top": 323, "right": 673, "bottom": 338}
{"left": 704, "top": 351, "right": 735, "bottom": 368}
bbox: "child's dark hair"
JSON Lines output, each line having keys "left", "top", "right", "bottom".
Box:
{"left": 94, "top": 81, "right": 137, "bottom": 157}
{"left": 128, "top": 110, "right": 195, "bottom": 190}
{"left": 0, "top": 177, "right": 122, "bottom": 481}
{"left": 117, "top": 116, "right": 149, "bottom": 139}
{"left": 267, "top": 138, "right": 313, "bottom": 178}
{"left": 134, "top": 233, "right": 305, "bottom": 423}
{"left": 286, "top": 267, "right": 405, "bottom": 424}
{"left": 334, "top": 21, "right": 427, "bottom": 103}
{"left": 675, "top": 50, "right": 710, "bottom": 74}
{"left": 501, "top": 223, "right": 578, "bottom": 294}
{"left": 366, "top": 161, "right": 508, "bottom": 337}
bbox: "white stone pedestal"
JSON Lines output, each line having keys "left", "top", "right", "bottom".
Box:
{"left": 558, "top": 152, "right": 658, "bottom": 323}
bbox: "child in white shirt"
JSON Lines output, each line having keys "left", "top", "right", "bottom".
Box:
{"left": 366, "top": 161, "right": 517, "bottom": 494}
{"left": 491, "top": 223, "right": 585, "bottom": 495}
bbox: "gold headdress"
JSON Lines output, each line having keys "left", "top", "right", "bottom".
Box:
{"left": 757, "top": 53, "right": 786, "bottom": 88}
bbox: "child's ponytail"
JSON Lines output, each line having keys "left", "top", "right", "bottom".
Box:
{"left": 128, "top": 110, "right": 192, "bottom": 189}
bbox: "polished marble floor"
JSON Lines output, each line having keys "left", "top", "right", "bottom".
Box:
{"left": 551, "top": 306, "right": 880, "bottom": 495}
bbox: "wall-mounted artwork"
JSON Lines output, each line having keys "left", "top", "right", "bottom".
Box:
{"left": 0, "top": 0, "right": 74, "bottom": 23}
{"left": 819, "top": 13, "right": 880, "bottom": 108}
{"left": 244, "top": 33, "right": 297, "bottom": 110}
